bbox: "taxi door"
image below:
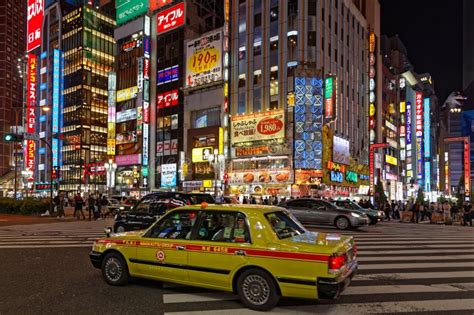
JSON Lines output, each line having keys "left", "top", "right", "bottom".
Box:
{"left": 131, "top": 210, "right": 197, "bottom": 283}
{"left": 186, "top": 211, "right": 249, "bottom": 290}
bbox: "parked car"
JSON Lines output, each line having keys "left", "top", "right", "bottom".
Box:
{"left": 333, "top": 200, "right": 385, "bottom": 225}
{"left": 113, "top": 192, "right": 214, "bottom": 232}
{"left": 278, "top": 198, "right": 369, "bottom": 230}
{"left": 91, "top": 204, "right": 358, "bottom": 311}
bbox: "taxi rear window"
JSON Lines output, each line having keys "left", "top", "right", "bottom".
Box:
{"left": 265, "top": 211, "right": 306, "bottom": 239}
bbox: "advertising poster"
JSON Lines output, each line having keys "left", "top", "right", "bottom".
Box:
{"left": 231, "top": 110, "right": 285, "bottom": 144}
{"left": 333, "top": 136, "right": 350, "bottom": 165}
{"left": 228, "top": 170, "right": 292, "bottom": 185}
{"left": 116, "top": 0, "right": 149, "bottom": 26}
{"left": 117, "top": 86, "right": 138, "bottom": 102}
{"left": 161, "top": 163, "right": 177, "bottom": 187}
{"left": 27, "top": 0, "right": 43, "bottom": 52}
{"left": 156, "top": 2, "right": 185, "bottom": 35}
{"left": 185, "top": 29, "right": 223, "bottom": 88}
{"left": 26, "top": 54, "right": 37, "bottom": 133}
{"left": 157, "top": 89, "right": 179, "bottom": 108}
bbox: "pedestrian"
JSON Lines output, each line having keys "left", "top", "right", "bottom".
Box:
{"left": 250, "top": 196, "right": 257, "bottom": 204}
{"left": 88, "top": 194, "right": 96, "bottom": 220}
{"left": 73, "top": 192, "right": 86, "bottom": 220}
{"left": 242, "top": 196, "right": 248, "bottom": 204}
{"left": 384, "top": 201, "right": 391, "bottom": 221}
{"left": 411, "top": 202, "right": 420, "bottom": 223}
{"left": 462, "top": 202, "right": 472, "bottom": 226}
{"left": 442, "top": 201, "right": 451, "bottom": 225}
{"left": 56, "top": 192, "right": 66, "bottom": 219}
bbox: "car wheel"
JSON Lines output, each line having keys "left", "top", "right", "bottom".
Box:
{"left": 236, "top": 269, "right": 280, "bottom": 311}
{"left": 101, "top": 252, "right": 129, "bottom": 286}
{"left": 369, "top": 217, "right": 377, "bottom": 225}
{"left": 335, "top": 216, "right": 351, "bottom": 230}
{"left": 114, "top": 224, "right": 126, "bottom": 233}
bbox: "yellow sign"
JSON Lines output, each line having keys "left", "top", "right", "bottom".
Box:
{"left": 385, "top": 155, "right": 398, "bottom": 166}
{"left": 231, "top": 110, "right": 285, "bottom": 144}
{"left": 117, "top": 86, "right": 138, "bottom": 102}
{"left": 202, "top": 180, "right": 213, "bottom": 188}
{"left": 192, "top": 146, "right": 213, "bottom": 163}
{"left": 219, "top": 127, "right": 224, "bottom": 154}
{"left": 400, "top": 101, "right": 406, "bottom": 113}
{"left": 107, "top": 139, "right": 116, "bottom": 155}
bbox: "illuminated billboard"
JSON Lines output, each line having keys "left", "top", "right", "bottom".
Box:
{"left": 107, "top": 72, "right": 117, "bottom": 155}
{"left": 294, "top": 75, "right": 323, "bottom": 170}
{"left": 26, "top": 54, "right": 37, "bottom": 134}
{"left": 415, "top": 92, "right": 423, "bottom": 185}
{"left": 157, "top": 89, "right": 179, "bottom": 108}
{"left": 231, "top": 110, "right": 285, "bottom": 144}
{"left": 116, "top": 0, "right": 149, "bottom": 26}
{"left": 185, "top": 29, "right": 223, "bottom": 88}
{"left": 156, "top": 2, "right": 186, "bottom": 35}
{"left": 52, "top": 49, "right": 61, "bottom": 133}
{"left": 157, "top": 65, "right": 179, "bottom": 85}
{"left": 368, "top": 32, "right": 376, "bottom": 144}
{"left": 27, "top": 0, "right": 43, "bottom": 52}
{"left": 324, "top": 76, "right": 336, "bottom": 119}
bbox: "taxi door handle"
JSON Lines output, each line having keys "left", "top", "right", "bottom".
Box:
{"left": 176, "top": 245, "right": 186, "bottom": 251}
{"left": 235, "top": 250, "right": 246, "bottom": 256}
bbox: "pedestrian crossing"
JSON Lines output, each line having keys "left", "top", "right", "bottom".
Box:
{"left": 161, "top": 224, "right": 474, "bottom": 314}
{"left": 0, "top": 220, "right": 112, "bottom": 249}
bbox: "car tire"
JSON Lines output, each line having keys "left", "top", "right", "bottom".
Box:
{"left": 236, "top": 269, "right": 280, "bottom": 311}
{"left": 369, "top": 217, "right": 377, "bottom": 225}
{"left": 335, "top": 216, "right": 351, "bottom": 230}
{"left": 114, "top": 224, "right": 126, "bottom": 233}
{"left": 101, "top": 252, "right": 129, "bottom": 286}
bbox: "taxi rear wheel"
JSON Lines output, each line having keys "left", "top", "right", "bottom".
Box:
{"left": 101, "top": 252, "right": 129, "bottom": 286}
{"left": 236, "top": 269, "right": 280, "bottom": 311}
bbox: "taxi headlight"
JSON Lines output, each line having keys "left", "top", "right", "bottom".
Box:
{"left": 351, "top": 213, "right": 361, "bottom": 218}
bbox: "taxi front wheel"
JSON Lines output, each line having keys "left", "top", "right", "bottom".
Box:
{"left": 236, "top": 269, "right": 280, "bottom": 311}
{"left": 101, "top": 252, "right": 129, "bottom": 286}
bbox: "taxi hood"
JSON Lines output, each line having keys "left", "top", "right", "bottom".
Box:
{"left": 110, "top": 230, "right": 145, "bottom": 238}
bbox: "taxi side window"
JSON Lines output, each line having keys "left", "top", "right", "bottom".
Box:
{"left": 145, "top": 211, "right": 198, "bottom": 239}
{"left": 193, "top": 212, "right": 251, "bottom": 243}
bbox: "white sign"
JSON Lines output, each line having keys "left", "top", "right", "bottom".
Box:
{"left": 116, "top": 108, "right": 137, "bottom": 123}
{"left": 185, "top": 28, "right": 223, "bottom": 88}
{"left": 161, "top": 163, "right": 177, "bottom": 188}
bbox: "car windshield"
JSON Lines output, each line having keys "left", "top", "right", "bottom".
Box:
{"left": 265, "top": 211, "right": 307, "bottom": 239}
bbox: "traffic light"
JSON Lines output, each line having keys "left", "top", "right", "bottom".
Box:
{"left": 4, "top": 133, "right": 23, "bottom": 142}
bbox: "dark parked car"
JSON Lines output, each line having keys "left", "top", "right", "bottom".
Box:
{"left": 113, "top": 192, "right": 214, "bottom": 232}
{"left": 278, "top": 198, "right": 369, "bottom": 230}
{"left": 333, "top": 200, "right": 385, "bottom": 225}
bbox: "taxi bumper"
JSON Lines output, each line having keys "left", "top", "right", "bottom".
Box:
{"left": 89, "top": 251, "right": 102, "bottom": 269}
{"left": 317, "top": 260, "right": 358, "bottom": 299}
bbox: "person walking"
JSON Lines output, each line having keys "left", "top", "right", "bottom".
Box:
{"left": 73, "top": 193, "right": 86, "bottom": 220}
{"left": 442, "top": 201, "right": 452, "bottom": 225}
{"left": 56, "top": 193, "right": 66, "bottom": 219}
{"left": 88, "top": 194, "right": 96, "bottom": 220}
{"left": 463, "top": 202, "right": 472, "bottom": 226}
{"left": 411, "top": 202, "right": 420, "bottom": 223}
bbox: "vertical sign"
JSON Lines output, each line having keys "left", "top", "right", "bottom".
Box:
{"left": 415, "top": 92, "right": 423, "bottom": 186}
{"left": 324, "top": 76, "right": 335, "bottom": 119}
{"left": 107, "top": 72, "right": 117, "bottom": 155}
{"left": 27, "top": 0, "right": 43, "bottom": 52}
{"left": 369, "top": 32, "right": 376, "bottom": 145}
{"left": 464, "top": 138, "right": 471, "bottom": 199}
{"left": 405, "top": 101, "right": 412, "bottom": 178}
{"left": 423, "top": 97, "right": 431, "bottom": 192}
{"left": 26, "top": 54, "right": 37, "bottom": 133}
{"left": 52, "top": 49, "right": 60, "bottom": 133}
{"left": 294, "top": 75, "right": 323, "bottom": 170}
{"left": 142, "top": 37, "right": 151, "bottom": 171}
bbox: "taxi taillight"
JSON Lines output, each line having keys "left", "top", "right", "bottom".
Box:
{"left": 328, "top": 254, "right": 347, "bottom": 273}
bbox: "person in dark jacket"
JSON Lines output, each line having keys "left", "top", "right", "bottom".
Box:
{"left": 73, "top": 193, "right": 86, "bottom": 220}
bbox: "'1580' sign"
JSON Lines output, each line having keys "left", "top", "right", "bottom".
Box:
{"left": 231, "top": 110, "right": 285, "bottom": 144}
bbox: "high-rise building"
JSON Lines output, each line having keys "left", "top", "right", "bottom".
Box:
{"left": 227, "top": 0, "right": 380, "bottom": 199}
{"left": 59, "top": 5, "right": 115, "bottom": 191}
{"left": 0, "top": 0, "right": 26, "bottom": 178}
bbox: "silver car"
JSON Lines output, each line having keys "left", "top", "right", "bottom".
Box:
{"left": 279, "top": 198, "right": 370, "bottom": 230}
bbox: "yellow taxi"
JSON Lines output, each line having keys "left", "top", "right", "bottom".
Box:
{"left": 90, "top": 204, "right": 357, "bottom": 311}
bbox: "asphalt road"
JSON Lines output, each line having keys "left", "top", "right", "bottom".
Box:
{"left": 0, "top": 219, "right": 473, "bottom": 314}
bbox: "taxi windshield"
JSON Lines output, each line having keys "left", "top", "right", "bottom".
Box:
{"left": 265, "top": 211, "right": 307, "bottom": 239}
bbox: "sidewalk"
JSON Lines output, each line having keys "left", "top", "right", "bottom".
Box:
{"left": 0, "top": 207, "right": 95, "bottom": 227}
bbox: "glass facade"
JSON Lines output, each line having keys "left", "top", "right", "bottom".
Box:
{"left": 60, "top": 6, "right": 115, "bottom": 191}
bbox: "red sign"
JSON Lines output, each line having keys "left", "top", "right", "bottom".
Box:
{"left": 143, "top": 58, "right": 150, "bottom": 79}
{"left": 464, "top": 138, "right": 471, "bottom": 197}
{"left": 150, "top": 0, "right": 174, "bottom": 11}
{"left": 256, "top": 117, "right": 283, "bottom": 135}
{"left": 27, "top": 54, "right": 37, "bottom": 133}
{"left": 27, "top": 0, "right": 43, "bottom": 52}
{"left": 25, "top": 140, "right": 35, "bottom": 180}
{"left": 143, "top": 101, "right": 150, "bottom": 123}
{"left": 157, "top": 90, "right": 179, "bottom": 108}
{"left": 415, "top": 92, "right": 423, "bottom": 135}
{"left": 369, "top": 143, "right": 389, "bottom": 196}
{"left": 156, "top": 2, "right": 185, "bottom": 35}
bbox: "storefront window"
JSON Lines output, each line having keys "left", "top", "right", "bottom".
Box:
{"left": 191, "top": 107, "right": 220, "bottom": 128}
{"left": 232, "top": 158, "right": 289, "bottom": 171}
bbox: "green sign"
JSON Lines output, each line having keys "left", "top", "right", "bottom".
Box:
{"left": 142, "top": 167, "right": 149, "bottom": 177}
{"left": 116, "top": 0, "right": 149, "bottom": 25}
{"left": 325, "top": 77, "right": 333, "bottom": 98}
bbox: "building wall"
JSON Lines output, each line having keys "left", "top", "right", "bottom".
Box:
{"left": 0, "top": 0, "right": 26, "bottom": 176}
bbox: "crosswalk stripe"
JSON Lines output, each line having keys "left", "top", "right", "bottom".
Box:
{"left": 358, "top": 261, "right": 474, "bottom": 270}
{"left": 360, "top": 249, "right": 474, "bottom": 255}
{"left": 355, "top": 271, "right": 474, "bottom": 280}
{"left": 163, "top": 298, "right": 474, "bottom": 314}
{"left": 358, "top": 254, "right": 474, "bottom": 261}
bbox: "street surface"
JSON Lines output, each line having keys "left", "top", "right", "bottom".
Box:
{"left": 0, "top": 219, "right": 473, "bottom": 314}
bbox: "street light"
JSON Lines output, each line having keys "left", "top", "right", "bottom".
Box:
{"left": 104, "top": 159, "right": 117, "bottom": 199}
{"left": 208, "top": 149, "right": 225, "bottom": 199}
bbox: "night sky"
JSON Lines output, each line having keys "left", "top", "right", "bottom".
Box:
{"left": 381, "top": 0, "right": 463, "bottom": 104}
